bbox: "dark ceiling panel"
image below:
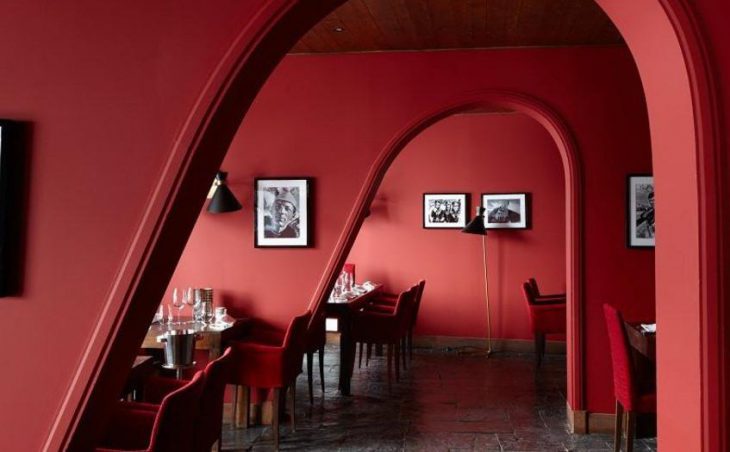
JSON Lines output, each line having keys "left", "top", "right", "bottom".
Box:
{"left": 290, "top": 0, "right": 624, "bottom": 53}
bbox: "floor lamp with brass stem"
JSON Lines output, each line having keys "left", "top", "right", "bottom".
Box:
{"left": 461, "top": 206, "right": 492, "bottom": 356}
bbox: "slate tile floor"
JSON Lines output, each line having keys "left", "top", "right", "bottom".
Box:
{"left": 221, "top": 345, "right": 657, "bottom": 451}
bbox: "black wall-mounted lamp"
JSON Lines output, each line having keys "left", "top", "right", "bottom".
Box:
{"left": 207, "top": 171, "right": 242, "bottom": 213}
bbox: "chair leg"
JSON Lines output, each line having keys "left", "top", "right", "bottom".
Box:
{"left": 534, "top": 332, "right": 545, "bottom": 367}
{"left": 232, "top": 384, "right": 238, "bottom": 426}
{"left": 306, "top": 351, "right": 314, "bottom": 404}
{"left": 288, "top": 383, "right": 296, "bottom": 432}
{"left": 234, "top": 385, "right": 250, "bottom": 428}
{"left": 272, "top": 388, "right": 281, "bottom": 450}
{"left": 394, "top": 342, "right": 400, "bottom": 382}
{"left": 613, "top": 400, "right": 623, "bottom": 452}
{"left": 318, "top": 345, "right": 325, "bottom": 394}
{"left": 408, "top": 328, "right": 414, "bottom": 360}
{"left": 401, "top": 337, "right": 407, "bottom": 370}
{"left": 358, "top": 342, "right": 363, "bottom": 369}
{"left": 626, "top": 411, "right": 636, "bottom": 452}
{"left": 366, "top": 343, "right": 372, "bottom": 366}
{"left": 386, "top": 344, "right": 393, "bottom": 389}
{"left": 540, "top": 333, "right": 547, "bottom": 363}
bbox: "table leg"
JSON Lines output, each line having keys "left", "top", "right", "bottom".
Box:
{"left": 339, "top": 312, "right": 355, "bottom": 395}
{"left": 209, "top": 336, "right": 221, "bottom": 361}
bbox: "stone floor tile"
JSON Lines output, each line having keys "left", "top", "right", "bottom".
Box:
{"left": 222, "top": 345, "right": 655, "bottom": 451}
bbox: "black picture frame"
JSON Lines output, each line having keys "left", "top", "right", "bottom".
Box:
{"left": 626, "top": 174, "right": 655, "bottom": 248}
{"left": 0, "top": 120, "right": 25, "bottom": 296}
{"left": 422, "top": 193, "right": 470, "bottom": 229}
{"left": 254, "top": 177, "right": 313, "bottom": 248}
{"left": 481, "top": 192, "right": 530, "bottom": 229}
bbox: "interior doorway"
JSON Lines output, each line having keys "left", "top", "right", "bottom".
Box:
{"left": 55, "top": 2, "right": 722, "bottom": 451}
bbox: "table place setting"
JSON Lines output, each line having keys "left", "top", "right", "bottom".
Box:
{"left": 329, "top": 281, "right": 376, "bottom": 304}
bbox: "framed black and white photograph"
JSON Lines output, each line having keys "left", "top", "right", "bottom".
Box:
{"left": 423, "top": 193, "right": 469, "bottom": 229}
{"left": 627, "top": 175, "right": 655, "bottom": 248}
{"left": 482, "top": 193, "right": 529, "bottom": 229}
{"left": 0, "top": 120, "right": 24, "bottom": 296}
{"left": 255, "top": 178, "right": 312, "bottom": 247}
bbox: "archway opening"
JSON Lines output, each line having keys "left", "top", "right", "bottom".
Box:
{"left": 54, "top": 2, "right": 721, "bottom": 451}
{"left": 346, "top": 103, "right": 571, "bottom": 385}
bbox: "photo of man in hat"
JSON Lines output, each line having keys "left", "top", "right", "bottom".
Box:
{"left": 636, "top": 185, "right": 655, "bottom": 239}
{"left": 256, "top": 178, "right": 310, "bottom": 247}
{"left": 265, "top": 188, "right": 300, "bottom": 238}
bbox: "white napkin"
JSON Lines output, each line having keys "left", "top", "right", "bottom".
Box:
{"left": 640, "top": 323, "right": 656, "bottom": 334}
{"left": 362, "top": 281, "right": 375, "bottom": 290}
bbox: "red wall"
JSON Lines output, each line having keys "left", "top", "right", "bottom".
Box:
{"left": 170, "top": 47, "right": 654, "bottom": 415}
{"left": 0, "top": 1, "right": 724, "bottom": 450}
{"left": 596, "top": 2, "right": 711, "bottom": 447}
{"left": 346, "top": 112, "right": 566, "bottom": 340}
{"left": 0, "top": 2, "right": 273, "bottom": 449}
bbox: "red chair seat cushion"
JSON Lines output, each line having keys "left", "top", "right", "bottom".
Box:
{"left": 528, "top": 303, "right": 566, "bottom": 334}
{"left": 635, "top": 392, "right": 657, "bottom": 413}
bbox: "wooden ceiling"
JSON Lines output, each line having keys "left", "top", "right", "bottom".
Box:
{"left": 291, "top": 0, "right": 624, "bottom": 54}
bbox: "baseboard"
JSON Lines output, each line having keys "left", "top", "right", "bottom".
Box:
{"left": 586, "top": 412, "right": 615, "bottom": 433}
{"left": 568, "top": 405, "right": 615, "bottom": 434}
{"left": 568, "top": 405, "right": 588, "bottom": 433}
{"left": 326, "top": 333, "right": 566, "bottom": 354}
{"left": 412, "top": 335, "right": 566, "bottom": 354}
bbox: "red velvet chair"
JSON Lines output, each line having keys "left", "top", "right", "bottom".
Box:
{"left": 359, "top": 279, "right": 426, "bottom": 367}
{"left": 521, "top": 281, "right": 566, "bottom": 366}
{"left": 123, "top": 347, "right": 233, "bottom": 451}
{"left": 352, "top": 286, "right": 415, "bottom": 385}
{"left": 603, "top": 304, "right": 656, "bottom": 452}
{"left": 230, "top": 311, "right": 324, "bottom": 405}
{"left": 228, "top": 311, "right": 312, "bottom": 450}
{"left": 196, "top": 347, "right": 233, "bottom": 451}
{"left": 527, "top": 277, "right": 566, "bottom": 302}
{"left": 96, "top": 371, "right": 205, "bottom": 452}
{"left": 304, "top": 308, "right": 326, "bottom": 404}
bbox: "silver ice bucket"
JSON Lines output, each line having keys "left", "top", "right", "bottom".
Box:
{"left": 157, "top": 329, "right": 199, "bottom": 369}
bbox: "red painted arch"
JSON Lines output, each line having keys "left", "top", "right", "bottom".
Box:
{"left": 48, "top": 1, "right": 724, "bottom": 451}
{"left": 301, "top": 91, "right": 585, "bottom": 410}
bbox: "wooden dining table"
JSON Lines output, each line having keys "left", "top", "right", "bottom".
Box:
{"left": 142, "top": 317, "right": 246, "bottom": 361}
{"left": 624, "top": 321, "right": 657, "bottom": 436}
{"left": 624, "top": 321, "right": 656, "bottom": 361}
{"left": 325, "top": 284, "right": 382, "bottom": 395}
{"left": 122, "top": 355, "right": 156, "bottom": 401}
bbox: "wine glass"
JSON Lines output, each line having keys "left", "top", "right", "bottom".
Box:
{"left": 344, "top": 271, "right": 353, "bottom": 292}
{"left": 171, "top": 287, "right": 183, "bottom": 324}
{"left": 193, "top": 289, "right": 204, "bottom": 323}
{"left": 180, "top": 287, "right": 193, "bottom": 323}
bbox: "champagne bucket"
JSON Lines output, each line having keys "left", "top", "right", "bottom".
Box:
{"left": 157, "top": 329, "right": 199, "bottom": 369}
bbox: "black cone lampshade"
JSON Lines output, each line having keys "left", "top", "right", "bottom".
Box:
{"left": 207, "top": 171, "right": 242, "bottom": 213}
{"left": 462, "top": 206, "right": 487, "bottom": 235}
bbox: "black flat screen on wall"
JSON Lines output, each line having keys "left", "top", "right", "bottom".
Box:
{"left": 0, "top": 120, "right": 22, "bottom": 296}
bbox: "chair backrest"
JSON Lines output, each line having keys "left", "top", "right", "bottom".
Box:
{"left": 283, "top": 310, "right": 313, "bottom": 356}
{"left": 196, "top": 347, "right": 233, "bottom": 451}
{"left": 396, "top": 285, "right": 418, "bottom": 332}
{"left": 148, "top": 370, "right": 205, "bottom": 452}
{"left": 305, "top": 307, "right": 327, "bottom": 350}
{"left": 528, "top": 278, "right": 540, "bottom": 296}
{"left": 410, "top": 280, "right": 426, "bottom": 326}
{"left": 521, "top": 281, "right": 537, "bottom": 306}
{"left": 602, "top": 304, "right": 637, "bottom": 410}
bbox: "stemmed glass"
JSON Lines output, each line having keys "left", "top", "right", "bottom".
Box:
{"left": 181, "top": 287, "right": 193, "bottom": 323}
{"left": 171, "top": 288, "right": 182, "bottom": 324}
{"left": 193, "top": 289, "right": 204, "bottom": 323}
